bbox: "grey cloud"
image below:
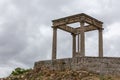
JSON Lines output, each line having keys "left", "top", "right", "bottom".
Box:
{"left": 0, "top": 0, "right": 120, "bottom": 78}
{"left": 104, "top": 36, "right": 120, "bottom": 57}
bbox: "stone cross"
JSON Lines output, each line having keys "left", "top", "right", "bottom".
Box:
{"left": 51, "top": 13, "right": 103, "bottom": 60}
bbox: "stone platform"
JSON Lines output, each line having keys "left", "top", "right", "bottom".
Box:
{"left": 34, "top": 57, "right": 120, "bottom": 75}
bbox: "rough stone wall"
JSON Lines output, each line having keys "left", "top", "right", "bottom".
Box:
{"left": 34, "top": 57, "right": 120, "bottom": 75}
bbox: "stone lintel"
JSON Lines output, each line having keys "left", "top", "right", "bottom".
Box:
{"left": 75, "top": 25, "right": 97, "bottom": 34}
{"left": 52, "top": 13, "right": 103, "bottom": 29}
{"left": 52, "top": 25, "right": 75, "bottom": 33}
{"left": 52, "top": 25, "right": 103, "bottom": 34}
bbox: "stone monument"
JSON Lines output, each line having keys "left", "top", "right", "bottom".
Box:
{"left": 34, "top": 13, "right": 120, "bottom": 75}
{"left": 52, "top": 13, "right": 103, "bottom": 59}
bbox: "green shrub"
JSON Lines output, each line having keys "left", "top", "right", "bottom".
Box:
{"left": 11, "top": 67, "right": 30, "bottom": 75}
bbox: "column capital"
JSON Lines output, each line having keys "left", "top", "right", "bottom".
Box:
{"left": 80, "top": 16, "right": 85, "bottom": 23}
{"left": 98, "top": 28, "right": 104, "bottom": 31}
{"left": 80, "top": 20, "right": 85, "bottom": 25}
{"left": 52, "top": 26, "right": 57, "bottom": 29}
{"left": 53, "top": 27, "right": 57, "bottom": 29}
{"left": 71, "top": 33, "right": 76, "bottom": 36}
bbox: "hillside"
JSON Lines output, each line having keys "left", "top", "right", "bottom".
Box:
{"left": 1, "top": 66, "right": 120, "bottom": 80}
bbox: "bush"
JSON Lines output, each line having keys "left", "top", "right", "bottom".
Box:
{"left": 11, "top": 67, "right": 30, "bottom": 75}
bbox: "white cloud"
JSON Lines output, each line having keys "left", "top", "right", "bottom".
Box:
{"left": 104, "top": 22, "right": 120, "bottom": 38}
{"left": 0, "top": 67, "right": 13, "bottom": 78}
{"left": 103, "top": 22, "right": 120, "bottom": 57}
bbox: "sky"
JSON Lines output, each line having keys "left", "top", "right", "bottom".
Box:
{"left": 0, "top": 0, "right": 120, "bottom": 78}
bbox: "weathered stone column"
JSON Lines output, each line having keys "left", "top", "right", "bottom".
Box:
{"left": 99, "top": 29, "right": 103, "bottom": 57}
{"left": 72, "top": 33, "right": 76, "bottom": 57}
{"left": 52, "top": 28, "right": 57, "bottom": 60}
{"left": 80, "top": 22, "right": 85, "bottom": 57}
{"left": 78, "top": 34, "right": 79, "bottom": 52}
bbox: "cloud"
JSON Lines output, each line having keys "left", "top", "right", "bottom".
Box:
{"left": 0, "top": 67, "right": 13, "bottom": 78}
{"left": 104, "top": 22, "right": 120, "bottom": 57}
{"left": 0, "top": 0, "right": 120, "bottom": 78}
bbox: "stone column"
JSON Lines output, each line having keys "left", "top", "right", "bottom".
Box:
{"left": 80, "top": 22, "right": 85, "bottom": 57}
{"left": 52, "top": 28, "right": 57, "bottom": 60}
{"left": 78, "top": 34, "right": 80, "bottom": 52}
{"left": 72, "top": 33, "right": 76, "bottom": 57}
{"left": 77, "top": 34, "right": 81, "bottom": 54}
{"left": 99, "top": 29, "right": 103, "bottom": 57}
